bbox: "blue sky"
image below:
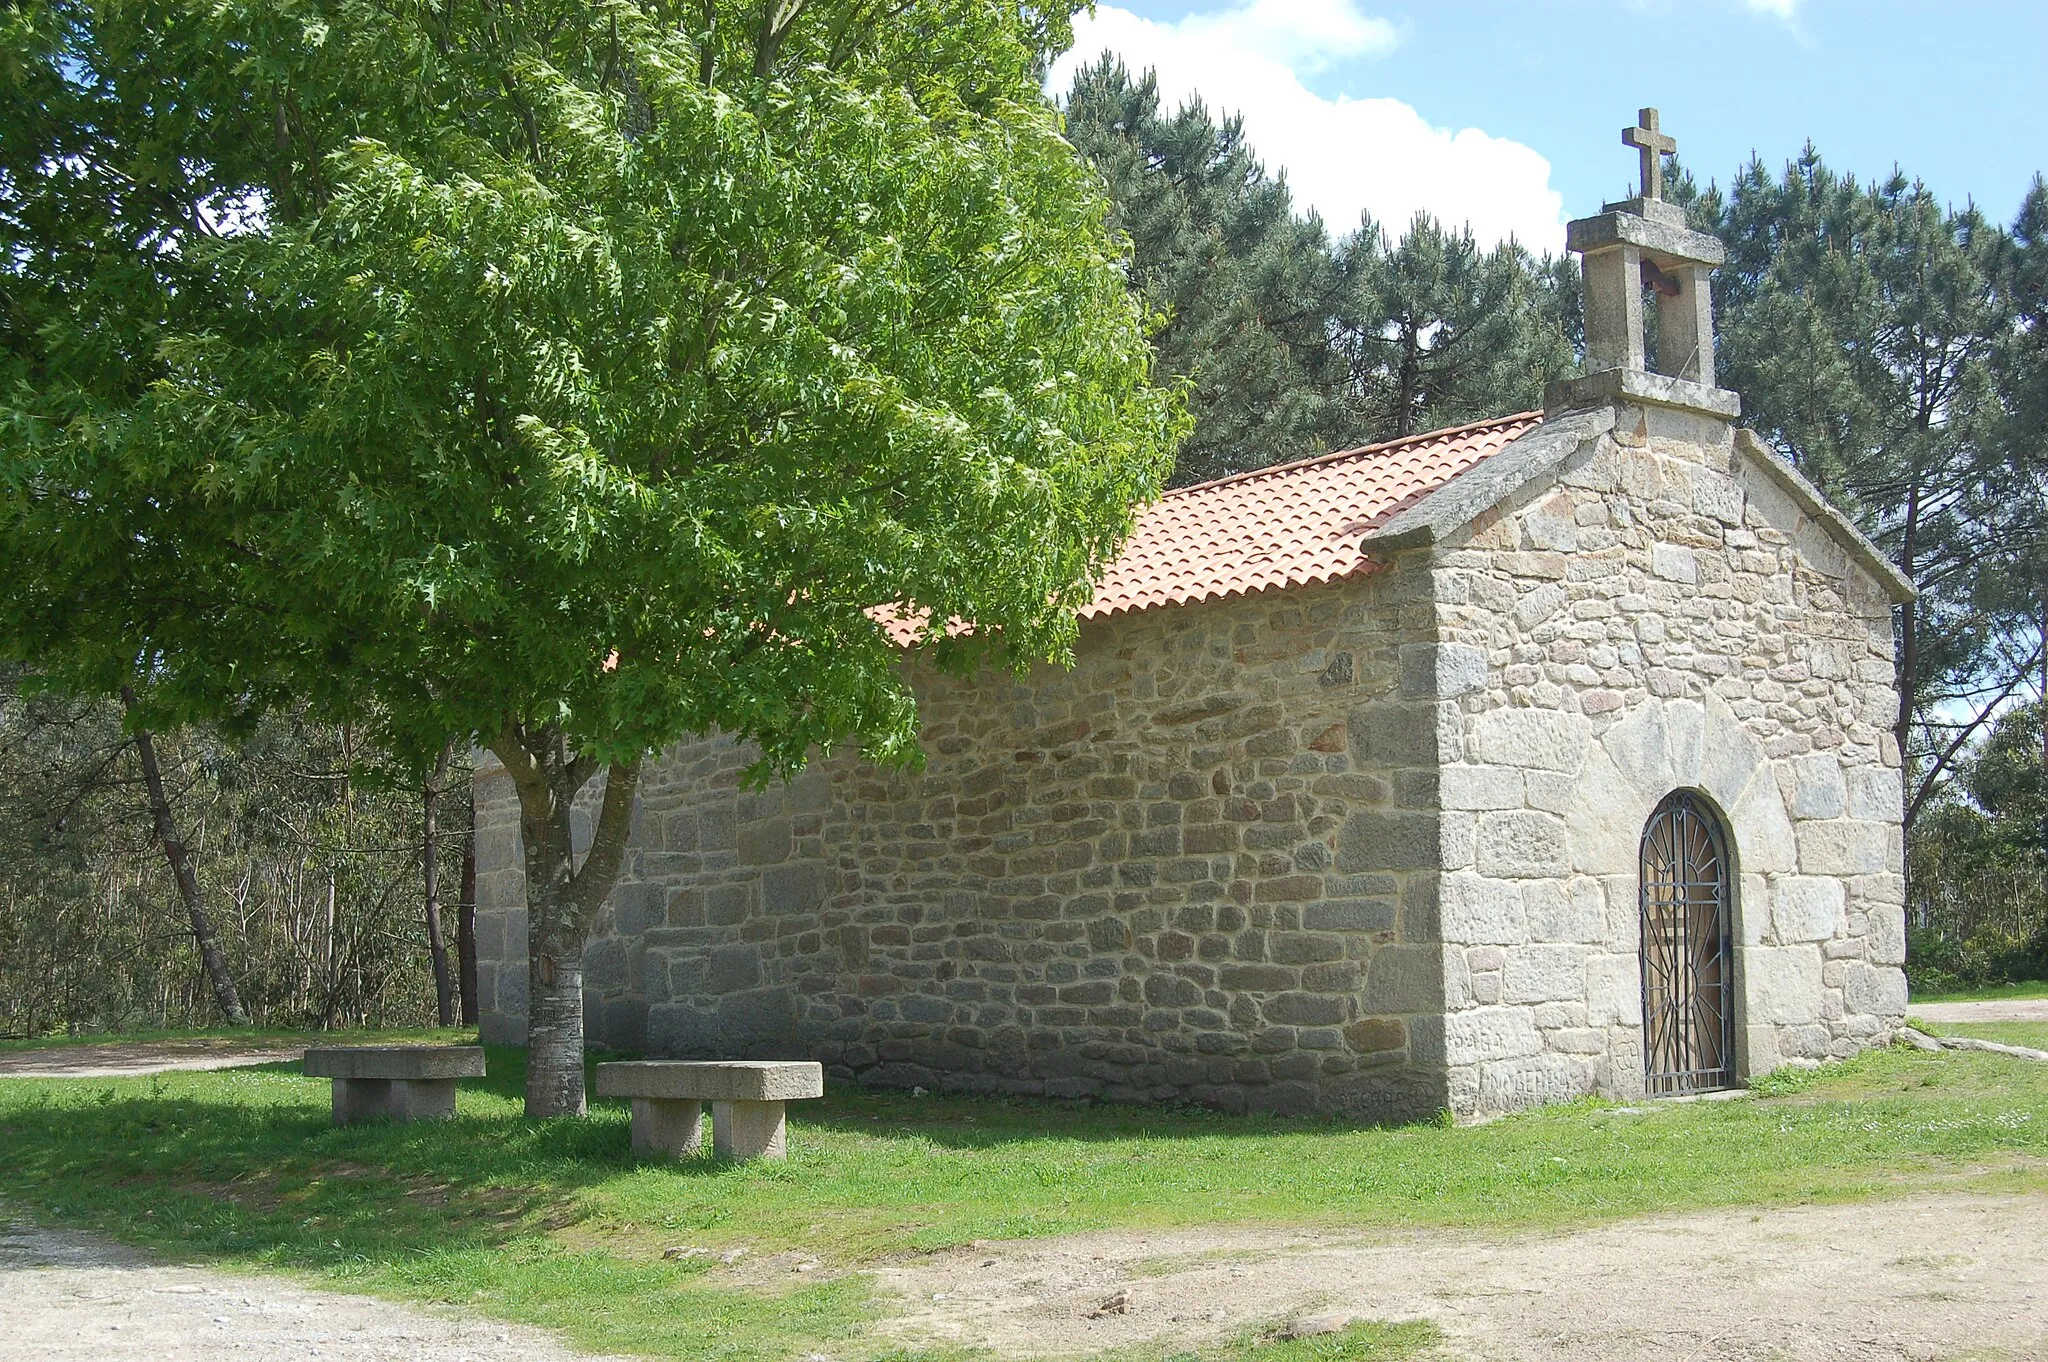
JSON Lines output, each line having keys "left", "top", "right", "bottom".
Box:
{"left": 1050, "top": 0, "right": 2047, "bottom": 253}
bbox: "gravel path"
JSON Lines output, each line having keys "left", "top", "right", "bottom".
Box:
{"left": 875, "top": 1191, "right": 2048, "bottom": 1361}
{"left": 1908, "top": 998, "right": 2048, "bottom": 1024}
{"left": 0, "top": 1040, "right": 302, "bottom": 1079}
{"left": 0, "top": 1221, "right": 620, "bottom": 1361}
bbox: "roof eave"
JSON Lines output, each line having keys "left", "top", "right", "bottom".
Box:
{"left": 1359, "top": 406, "right": 1617, "bottom": 552}
{"left": 1733, "top": 429, "right": 1917, "bottom": 604}
{"left": 1354, "top": 406, "right": 1916, "bottom": 608}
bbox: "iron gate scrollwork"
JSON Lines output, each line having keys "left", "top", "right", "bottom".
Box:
{"left": 1639, "top": 791, "right": 1735, "bottom": 1095}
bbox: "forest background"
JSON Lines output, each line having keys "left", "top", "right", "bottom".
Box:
{"left": 5, "top": 55, "right": 2046, "bottom": 1036}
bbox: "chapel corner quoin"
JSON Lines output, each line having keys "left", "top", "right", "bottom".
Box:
{"left": 466, "top": 110, "right": 1913, "bottom": 1121}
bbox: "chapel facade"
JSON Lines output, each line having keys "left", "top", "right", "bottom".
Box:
{"left": 469, "top": 112, "right": 1913, "bottom": 1120}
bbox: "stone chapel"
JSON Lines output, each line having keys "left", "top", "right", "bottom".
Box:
{"left": 471, "top": 111, "right": 1914, "bottom": 1121}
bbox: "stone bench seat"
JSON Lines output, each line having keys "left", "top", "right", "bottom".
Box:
{"left": 302, "top": 1046, "right": 485, "bottom": 1125}
{"left": 595, "top": 1060, "right": 823, "bottom": 1161}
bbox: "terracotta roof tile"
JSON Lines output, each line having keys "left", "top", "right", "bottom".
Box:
{"left": 875, "top": 411, "right": 1542, "bottom": 644}
{"left": 1080, "top": 410, "right": 1543, "bottom": 619}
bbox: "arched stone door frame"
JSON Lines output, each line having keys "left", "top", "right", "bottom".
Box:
{"left": 1558, "top": 692, "right": 1795, "bottom": 1098}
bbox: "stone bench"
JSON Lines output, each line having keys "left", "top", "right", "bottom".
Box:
{"left": 302, "top": 1046, "right": 485, "bottom": 1125}
{"left": 595, "top": 1060, "right": 823, "bottom": 1161}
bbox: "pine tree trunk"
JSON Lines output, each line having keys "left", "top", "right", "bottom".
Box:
{"left": 458, "top": 795, "right": 479, "bottom": 1026}
{"left": 1895, "top": 482, "right": 1921, "bottom": 827}
{"left": 121, "top": 690, "right": 247, "bottom": 1025}
{"left": 423, "top": 747, "right": 456, "bottom": 1027}
{"left": 2038, "top": 590, "right": 2047, "bottom": 863}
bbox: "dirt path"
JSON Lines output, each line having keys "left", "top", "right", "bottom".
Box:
{"left": 9, "top": 1186, "right": 2045, "bottom": 1360}
{"left": 1909, "top": 998, "right": 2048, "bottom": 1024}
{"left": 875, "top": 1191, "right": 2048, "bottom": 1361}
{"left": 0, "top": 1219, "right": 621, "bottom": 1361}
{"left": 0, "top": 1039, "right": 302, "bottom": 1079}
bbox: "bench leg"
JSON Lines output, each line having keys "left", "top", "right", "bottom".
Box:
{"left": 332, "top": 1077, "right": 391, "bottom": 1124}
{"left": 331, "top": 1077, "right": 456, "bottom": 1124}
{"left": 387, "top": 1078, "right": 458, "bottom": 1121}
{"left": 630, "top": 1098, "right": 705, "bottom": 1157}
{"left": 711, "top": 1100, "right": 787, "bottom": 1161}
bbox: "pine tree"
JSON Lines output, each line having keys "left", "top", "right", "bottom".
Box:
{"left": 1704, "top": 149, "right": 2022, "bottom": 824}
{"left": 1063, "top": 59, "right": 1353, "bottom": 484}
{"left": 1062, "top": 60, "right": 1578, "bottom": 480}
{"left": 1334, "top": 215, "right": 1576, "bottom": 439}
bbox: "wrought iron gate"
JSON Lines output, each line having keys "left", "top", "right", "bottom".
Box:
{"left": 1639, "top": 792, "right": 1735, "bottom": 1095}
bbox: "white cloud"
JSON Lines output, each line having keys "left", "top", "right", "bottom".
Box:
{"left": 1739, "top": 0, "right": 1801, "bottom": 18}
{"left": 1165, "top": 0, "right": 1399, "bottom": 74}
{"left": 1049, "top": 2, "right": 1566, "bottom": 253}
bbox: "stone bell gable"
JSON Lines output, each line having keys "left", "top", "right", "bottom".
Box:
{"left": 468, "top": 110, "right": 1913, "bottom": 1120}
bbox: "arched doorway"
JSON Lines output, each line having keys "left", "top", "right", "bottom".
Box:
{"left": 1639, "top": 791, "right": 1735, "bottom": 1095}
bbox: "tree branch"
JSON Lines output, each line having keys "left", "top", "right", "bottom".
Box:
{"left": 753, "top": 0, "right": 812, "bottom": 77}
{"left": 570, "top": 758, "right": 642, "bottom": 915}
{"left": 1907, "top": 644, "right": 2044, "bottom": 827}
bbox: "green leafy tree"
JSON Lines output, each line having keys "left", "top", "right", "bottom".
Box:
{"left": 1903, "top": 701, "right": 2048, "bottom": 989}
{"left": 1, "top": 1, "right": 1181, "bottom": 1113}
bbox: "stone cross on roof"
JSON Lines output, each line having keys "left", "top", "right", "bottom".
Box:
{"left": 1548, "top": 105, "right": 1738, "bottom": 419}
{"left": 1624, "top": 108, "right": 1677, "bottom": 201}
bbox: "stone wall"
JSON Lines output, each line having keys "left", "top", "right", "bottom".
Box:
{"left": 1430, "top": 403, "right": 1908, "bottom": 1114}
{"left": 476, "top": 559, "right": 1463, "bottom": 1120}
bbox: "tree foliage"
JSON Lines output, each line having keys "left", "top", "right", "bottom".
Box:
{"left": 1061, "top": 59, "right": 1576, "bottom": 484}
{"left": 1062, "top": 59, "right": 1352, "bottom": 484}
{"left": 1, "top": 1, "right": 1182, "bottom": 1109}
{"left": 1698, "top": 150, "right": 2047, "bottom": 824}
{"left": 1335, "top": 215, "right": 1577, "bottom": 441}
{"left": 1903, "top": 701, "right": 2048, "bottom": 989}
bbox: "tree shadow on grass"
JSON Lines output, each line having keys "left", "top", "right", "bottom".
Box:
{"left": 794, "top": 1080, "right": 1445, "bottom": 1151}
{"left": 0, "top": 1045, "right": 734, "bottom": 1270}
{"left": 0, "top": 1046, "right": 886, "bottom": 1362}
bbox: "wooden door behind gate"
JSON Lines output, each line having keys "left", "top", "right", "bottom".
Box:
{"left": 1639, "top": 791, "right": 1735, "bottom": 1095}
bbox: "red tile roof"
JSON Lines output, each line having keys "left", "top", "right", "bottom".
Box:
{"left": 1079, "top": 411, "right": 1543, "bottom": 619}
{"left": 876, "top": 411, "right": 1541, "bottom": 644}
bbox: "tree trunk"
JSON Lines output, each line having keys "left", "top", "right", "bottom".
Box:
{"left": 320, "top": 870, "right": 338, "bottom": 1029}
{"left": 490, "top": 721, "right": 642, "bottom": 1119}
{"left": 2039, "top": 589, "right": 2048, "bottom": 863}
{"left": 1894, "top": 480, "right": 1921, "bottom": 828}
{"left": 121, "top": 689, "right": 247, "bottom": 1025}
{"left": 423, "top": 744, "right": 456, "bottom": 1027}
{"left": 458, "top": 793, "right": 479, "bottom": 1026}
{"left": 1395, "top": 328, "right": 1421, "bottom": 438}
{"left": 526, "top": 906, "right": 588, "bottom": 1116}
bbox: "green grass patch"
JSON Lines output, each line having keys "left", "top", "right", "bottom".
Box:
{"left": 1909, "top": 980, "right": 2048, "bottom": 1005}
{"left": 0, "top": 1025, "right": 477, "bottom": 1053}
{"left": 0, "top": 1039, "right": 2044, "bottom": 1360}
{"left": 1177, "top": 1319, "right": 1442, "bottom": 1362}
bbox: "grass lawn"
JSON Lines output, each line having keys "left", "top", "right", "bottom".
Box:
{"left": 0, "top": 1024, "right": 477, "bottom": 1054}
{"left": 1908, "top": 979, "right": 2048, "bottom": 1005}
{"left": 1915, "top": 1018, "right": 2048, "bottom": 1051}
{"left": 0, "top": 1041, "right": 2044, "bottom": 1361}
